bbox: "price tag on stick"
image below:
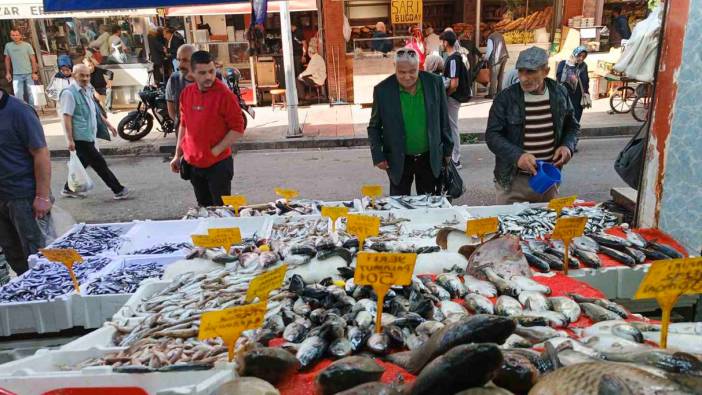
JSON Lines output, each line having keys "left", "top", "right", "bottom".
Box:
{"left": 361, "top": 184, "right": 383, "bottom": 206}
{"left": 346, "top": 214, "right": 380, "bottom": 251}
{"left": 548, "top": 195, "right": 577, "bottom": 217}
{"left": 275, "top": 188, "right": 299, "bottom": 200}
{"left": 635, "top": 257, "right": 701, "bottom": 348}
{"left": 355, "top": 252, "right": 417, "bottom": 332}
{"left": 191, "top": 227, "right": 242, "bottom": 253}
{"left": 551, "top": 216, "right": 587, "bottom": 275}
{"left": 246, "top": 264, "right": 288, "bottom": 303}
{"left": 321, "top": 206, "right": 349, "bottom": 232}
{"left": 221, "top": 195, "right": 247, "bottom": 215}
{"left": 466, "top": 217, "right": 499, "bottom": 243}
{"left": 40, "top": 248, "right": 83, "bottom": 293}
{"left": 199, "top": 301, "right": 267, "bottom": 361}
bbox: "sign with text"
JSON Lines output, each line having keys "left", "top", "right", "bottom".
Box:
{"left": 466, "top": 217, "right": 499, "bottom": 240}
{"left": 275, "top": 188, "right": 299, "bottom": 200}
{"left": 208, "top": 227, "right": 242, "bottom": 247}
{"left": 321, "top": 206, "right": 349, "bottom": 232}
{"left": 361, "top": 185, "right": 383, "bottom": 199}
{"left": 355, "top": 252, "right": 417, "bottom": 332}
{"left": 346, "top": 214, "right": 380, "bottom": 250}
{"left": 391, "top": 0, "right": 422, "bottom": 24}
{"left": 551, "top": 216, "right": 587, "bottom": 275}
{"left": 548, "top": 195, "right": 577, "bottom": 217}
{"left": 198, "top": 301, "right": 267, "bottom": 361}
{"left": 40, "top": 248, "right": 83, "bottom": 293}
{"left": 246, "top": 264, "right": 288, "bottom": 303}
{"left": 221, "top": 195, "right": 247, "bottom": 215}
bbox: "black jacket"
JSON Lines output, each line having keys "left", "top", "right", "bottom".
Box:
{"left": 368, "top": 72, "right": 453, "bottom": 185}
{"left": 167, "top": 34, "right": 185, "bottom": 60}
{"left": 485, "top": 78, "right": 579, "bottom": 188}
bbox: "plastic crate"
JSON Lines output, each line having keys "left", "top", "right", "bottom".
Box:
{"left": 0, "top": 294, "right": 77, "bottom": 337}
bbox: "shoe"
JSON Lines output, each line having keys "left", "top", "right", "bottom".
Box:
{"left": 453, "top": 161, "right": 463, "bottom": 169}
{"left": 61, "top": 187, "right": 85, "bottom": 198}
{"left": 113, "top": 187, "right": 130, "bottom": 200}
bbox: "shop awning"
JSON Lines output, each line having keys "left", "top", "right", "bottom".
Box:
{"left": 165, "top": 0, "right": 317, "bottom": 16}
{"left": 4, "top": 0, "right": 155, "bottom": 19}
{"left": 43, "top": 0, "right": 246, "bottom": 12}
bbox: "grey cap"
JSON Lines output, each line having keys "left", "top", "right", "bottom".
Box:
{"left": 515, "top": 47, "right": 549, "bottom": 70}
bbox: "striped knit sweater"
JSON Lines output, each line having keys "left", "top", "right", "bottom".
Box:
{"left": 523, "top": 88, "right": 555, "bottom": 161}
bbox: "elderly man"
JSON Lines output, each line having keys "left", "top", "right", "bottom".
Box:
{"left": 60, "top": 64, "right": 129, "bottom": 200}
{"left": 368, "top": 47, "right": 453, "bottom": 196}
{"left": 486, "top": 47, "right": 579, "bottom": 204}
{"left": 165, "top": 44, "right": 196, "bottom": 131}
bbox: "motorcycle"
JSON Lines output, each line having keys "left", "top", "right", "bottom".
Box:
{"left": 225, "top": 67, "right": 255, "bottom": 129}
{"left": 117, "top": 83, "right": 174, "bottom": 141}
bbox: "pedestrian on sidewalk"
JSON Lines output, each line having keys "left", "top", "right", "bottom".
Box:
{"left": 0, "top": 88, "right": 54, "bottom": 276}
{"left": 59, "top": 64, "right": 129, "bottom": 200}
{"left": 556, "top": 46, "right": 590, "bottom": 123}
{"left": 164, "top": 27, "right": 185, "bottom": 76}
{"left": 169, "top": 51, "right": 245, "bottom": 207}
{"left": 367, "top": 47, "right": 453, "bottom": 196}
{"left": 165, "top": 44, "right": 196, "bottom": 131}
{"left": 46, "top": 55, "right": 74, "bottom": 104}
{"left": 440, "top": 30, "right": 472, "bottom": 169}
{"left": 486, "top": 47, "right": 579, "bottom": 204}
{"left": 4, "top": 27, "right": 39, "bottom": 104}
{"left": 484, "top": 31, "right": 509, "bottom": 99}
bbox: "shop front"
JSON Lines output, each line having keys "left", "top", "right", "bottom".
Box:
{"left": 0, "top": 0, "right": 157, "bottom": 107}
{"left": 165, "top": 0, "right": 321, "bottom": 106}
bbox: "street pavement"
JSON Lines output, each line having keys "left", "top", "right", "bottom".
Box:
{"left": 50, "top": 137, "right": 630, "bottom": 224}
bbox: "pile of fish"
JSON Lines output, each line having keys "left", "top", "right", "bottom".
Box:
{"left": 86, "top": 260, "right": 167, "bottom": 295}
{"left": 521, "top": 229, "right": 684, "bottom": 272}
{"left": 499, "top": 206, "right": 618, "bottom": 239}
{"left": 128, "top": 242, "right": 193, "bottom": 255}
{"left": 362, "top": 195, "right": 449, "bottom": 211}
{"left": 182, "top": 199, "right": 319, "bottom": 218}
{"left": 0, "top": 257, "right": 111, "bottom": 302}
{"left": 46, "top": 225, "right": 126, "bottom": 256}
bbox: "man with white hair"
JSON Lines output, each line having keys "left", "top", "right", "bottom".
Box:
{"left": 59, "top": 64, "right": 129, "bottom": 200}
{"left": 368, "top": 48, "right": 453, "bottom": 196}
{"left": 165, "top": 44, "right": 196, "bottom": 131}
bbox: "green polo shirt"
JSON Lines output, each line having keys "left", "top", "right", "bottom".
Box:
{"left": 400, "top": 79, "right": 429, "bottom": 155}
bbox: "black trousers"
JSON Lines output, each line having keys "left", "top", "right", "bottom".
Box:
{"left": 0, "top": 198, "right": 53, "bottom": 276}
{"left": 65, "top": 141, "right": 124, "bottom": 194}
{"left": 389, "top": 153, "right": 439, "bottom": 196}
{"left": 190, "top": 156, "right": 234, "bottom": 207}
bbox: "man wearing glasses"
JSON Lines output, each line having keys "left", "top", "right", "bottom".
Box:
{"left": 368, "top": 47, "right": 453, "bottom": 196}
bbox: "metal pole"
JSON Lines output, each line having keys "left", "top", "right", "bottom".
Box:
{"left": 475, "top": 0, "right": 481, "bottom": 47}
{"left": 280, "top": 0, "right": 302, "bottom": 137}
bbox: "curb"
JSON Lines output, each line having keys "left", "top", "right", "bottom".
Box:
{"left": 49, "top": 125, "right": 640, "bottom": 158}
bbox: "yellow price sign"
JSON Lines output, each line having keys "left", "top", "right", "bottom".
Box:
{"left": 40, "top": 248, "right": 83, "bottom": 293}
{"left": 635, "top": 257, "right": 700, "bottom": 348}
{"left": 548, "top": 195, "right": 577, "bottom": 217}
{"left": 246, "top": 264, "right": 288, "bottom": 303}
{"left": 191, "top": 233, "right": 237, "bottom": 252}
{"left": 346, "top": 214, "right": 380, "bottom": 251}
{"left": 355, "top": 252, "right": 417, "bottom": 332}
{"left": 199, "top": 301, "right": 267, "bottom": 361}
{"left": 221, "top": 195, "right": 247, "bottom": 215}
{"left": 208, "top": 227, "right": 242, "bottom": 246}
{"left": 321, "top": 206, "right": 349, "bottom": 232}
{"left": 466, "top": 217, "right": 499, "bottom": 242}
{"left": 275, "top": 188, "right": 299, "bottom": 200}
{"left": 551, "top": 216, "right": 588, "bottom": 275}
{"left": 362, "top": 184, "right": 383, "bottom": 207}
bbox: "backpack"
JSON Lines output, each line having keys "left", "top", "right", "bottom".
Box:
{"left": 445, "top": 53, "right": 472, "bottom": 103}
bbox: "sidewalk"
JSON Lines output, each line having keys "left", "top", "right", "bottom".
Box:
{"left": 41, "top": 96, "right": 641, "bottom": 157}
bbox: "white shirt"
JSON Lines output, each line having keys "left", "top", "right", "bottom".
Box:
{"left": 60, "top": 82, "right": 98, "bottom": 138}
{"left": 299, "top": 54, "right": 327, "bottom": 86}
{"left": 425, "top": 33, "right": 441, "bottom": 55}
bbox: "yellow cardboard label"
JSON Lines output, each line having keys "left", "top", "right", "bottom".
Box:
{"left": 321, "top": 206, "right": 349, "bottom": 221}
{"left": 634, "top": 258, "right": 702, "bottom": 299}
{"left": 355, "top": 252, "right": 417, "bottom": 287}
{"left": 221, "top": 195, "right": 247, "bottom": 214}
{"left": 275, "top": 188, "right": 299, "bottom": 200}
{"left": 198, "top": 301, "right": 267, "bottom": 361}
{"left": 551, "top": 216, "right": 588, "bottom": 241}
{"left": 191, "top": 234, "right": 233, "bottom": 250}
{"left": 346, "top": 214, "right": 380, "bottom": 241}
{"left": 40, "top": 248, "right": 83, "bottom": 293}
{"left": 466, "top": 217, "right": 499, "bottom": 238}
{"left": 208, "top": 227, "right": 243, "bottom": 246}
{"left": 361, "top": 184, "right": 383, "bottom": 198}
{"left": 548, "top": 195, "right": 577, "bottom": 215}
{"left": 246, "top": 264, "right": 288, "bottom": 303}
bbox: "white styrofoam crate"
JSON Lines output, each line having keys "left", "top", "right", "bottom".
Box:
{"left": 61, "top": 325, "right": 119, "bottom": 351}
{"left": 111, "top": 279, "right": 171, "bottom": 323}
{"left": 0, "top": 294, "right": 78, "bottom": 337}
{"left": 460, "top": 202, "right": 544, "bottom": 218}
{"left": 0, "top": 347, "right": 235, "bottom": 395}
{"left": 118, "top": 219, "right": 203, "bottom": 255}
{"left": 616, "top": 263, "right": 650, "bottom": 299}
{"left": 369, "top": 207, "right": 470, "bottom": 247}
{"left": 362, "top": 195, "right": 452, "bottom": 212}
{"left": 565, "top": 266, "right": 622, "bottom": 299}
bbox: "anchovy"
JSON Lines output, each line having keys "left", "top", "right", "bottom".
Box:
{"left": 47, "top": 225, "right": 126, "bottom": 256}
{"left": 86, "top": 260, "right": 166, "bottom": 295}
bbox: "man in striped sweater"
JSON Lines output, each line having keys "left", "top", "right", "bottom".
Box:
{"left": 485, "top": 47, "right": 579, "bottom": 204}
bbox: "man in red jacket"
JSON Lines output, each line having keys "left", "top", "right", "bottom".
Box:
{"left": 169, "top": 51, "right": 244, "bottom": 206}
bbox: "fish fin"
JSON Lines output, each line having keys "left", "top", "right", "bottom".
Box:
{"left": 598, "top": 373, "right": 634, "bottom": 395}
{"left": 385, "top": 350, "right": 414, "bottom": 371}
{"left": 544, "top": 341, "right": 563, "bottom": 370}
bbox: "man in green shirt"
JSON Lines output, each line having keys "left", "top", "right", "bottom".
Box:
{"left": 368, "top": 47, "right": 453, "bottom": 196}
{"left": 4, "top": 28, "right": 39, "bottom": 104}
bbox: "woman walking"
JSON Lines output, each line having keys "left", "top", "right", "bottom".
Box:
{"left": 556, "top": 46, "right": 591, "bottom": 122}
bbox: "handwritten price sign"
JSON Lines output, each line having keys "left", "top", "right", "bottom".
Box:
{"left": 548, "top": 195, "right": 577, "bottom": 217}
{"left": 466, "top": 217, "right": 499, "bottom": 242}
{"left": 551, "top": 216, "right": 587, "bottom": 275}
{"left": 275, "top": 188, "right": 299, "bottom": 200}
{"left": 346, "top": 214, "right": 380, "bottom": 250}
{"left": 191, "top": 227, "right": 242, "bottom": 253}
{"left": 199, "top": 301, "right": 267, "bottom": 361}
{"left": 321, "top": 206, "right": 349, "bottom": 232}
{"left": 221, "top": 195, "right": 247, "bottom": 215}
{"left": 40, "top": 248, "right": 83, "bottom": 293}
{"left": 246, "top": 264, "right": 288, "bottom": 303}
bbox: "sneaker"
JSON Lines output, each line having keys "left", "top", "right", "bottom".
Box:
{"left": 453, "top": 161, "right": 463, "bottom": 170}
{"left": 61, "top": 187, "right": 86, "bottom": 198}
{"left": 113, "top": 187, "right": 130, "bottom": 200}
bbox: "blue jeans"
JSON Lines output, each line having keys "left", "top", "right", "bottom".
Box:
{"left": 12, "top": 74, "right": 32, "bottom": 104}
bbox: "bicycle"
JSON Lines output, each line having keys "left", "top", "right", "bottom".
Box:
{"left": 631, "top": 82, "right": 654, "bottom": 122}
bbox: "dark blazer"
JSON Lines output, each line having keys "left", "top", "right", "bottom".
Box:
{"left": 168, "top": 34, "right": 185, "bottom": 60}
{"left": 368, "top": 71, "right": 453, "bottom": 185}
{"left": 485, "top": 78, "right": 579, "bottom": 188}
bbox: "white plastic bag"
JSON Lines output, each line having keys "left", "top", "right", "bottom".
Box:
{"left": 30, "top": 84, "right": 47, "bottom": 107}
{"left": 67, "top": 151, "right": 94, "bottom": 193}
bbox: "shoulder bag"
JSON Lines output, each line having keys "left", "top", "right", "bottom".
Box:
{"left": 440, "top": 161, "right": 465, "bottom": 199}
{"left": 614, "top": 120, "right": 649, "bottom": 189}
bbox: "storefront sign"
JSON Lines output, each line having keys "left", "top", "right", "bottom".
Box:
{"left": 0, "top": 2, "right": 156, "bottom": 20}
{"left": 391, "top": 0, "right": 422, "bottom": 25}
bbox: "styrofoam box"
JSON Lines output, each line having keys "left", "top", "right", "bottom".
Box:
{"left": 0, "top": 293, "right": 79, "bottom": 337}
{"left": 616, "top": 263, "right": 650, "bottom": 299}
{"left": 565, "top": 266, "right": 622, "bottom": 299}
{"left": 193, "top": 216, "right": 272, "bottom": 241}
{"left": 79, "top": 255, "right": 184, "bottom": 329}
{"left": 460, "top": 202, "right": 546, "bottom": 218}
{"left": 0, "top": 347, "right": 236, "bottom": 395}
{"left": 111, "top": 279, "right": 171, "bottom": 323}
{"left": 369, "top": 208, "right": 470, "bottom": 247}
{"left": 363, "top": 196, "right": 453, "bottom": 212}
{"left": 61, "top": 325, "right": 119, "bottom": 351}
{"left": 118, "top": 219, "right": 204, "bottom": 255}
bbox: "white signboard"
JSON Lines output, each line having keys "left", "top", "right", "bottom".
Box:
{"left": 0, "top": 2, "right": 155, "bottom": 19}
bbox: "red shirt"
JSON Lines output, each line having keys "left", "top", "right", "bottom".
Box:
{"left": 179, "top": 79, "right": 244, "bottom": 168}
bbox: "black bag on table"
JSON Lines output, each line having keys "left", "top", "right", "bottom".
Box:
{"left": 440, "top": 161, "right": 465, "bottom": 199}
{"left": 614, "top": 120, "right": 649, "bottom": 189}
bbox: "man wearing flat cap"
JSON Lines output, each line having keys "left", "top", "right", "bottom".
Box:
{"left": 485, "top": 46, "right": 579, "bottom": 204}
